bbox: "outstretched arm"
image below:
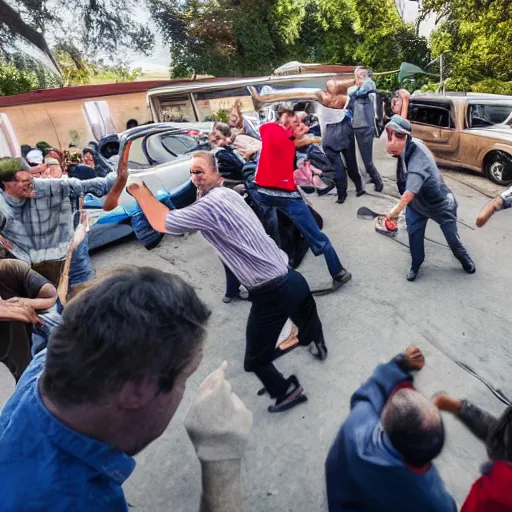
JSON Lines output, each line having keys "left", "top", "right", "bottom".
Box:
{"left": 185, "top": 361, "right": 252, "bottom": 512}
{"left": 433, "top": 394, "right": 498, "bottom": 442}
{"left": 387, "top": 190, "right": 415, "bottom": 219}
{"left": 103, "top": 141, "right": 132, "bottom": 211}
{"left": 127, "top": 180, "right": 170, "bottom": 233}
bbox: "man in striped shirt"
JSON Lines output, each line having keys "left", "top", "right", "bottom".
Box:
{"left": 121, "top": 151, "right": 327, "bottom": 413}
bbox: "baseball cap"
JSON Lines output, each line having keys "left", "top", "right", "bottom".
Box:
{"left": 26, "top": 149, "right": 44, "bottom": 165}
{"left": 45, "top": 157, "right": 60, "bottom": 166}
{"left": 386, "top": 115, "right": 412, "bottom": 136}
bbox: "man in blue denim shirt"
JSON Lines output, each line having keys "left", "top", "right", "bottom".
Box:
{"left": 0, "top": 267, "right": 251, "bottom": 512}
{"left": 326, "top": 345, "right": 456, "bottom": 512}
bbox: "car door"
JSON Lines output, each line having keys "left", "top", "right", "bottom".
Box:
{"left": 409, "top": 101, "right": 459, "bottom": 163}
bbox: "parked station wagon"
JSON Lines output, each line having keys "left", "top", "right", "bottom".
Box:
{"left": 408, "top": 93, "right": 512, "bottom": 185}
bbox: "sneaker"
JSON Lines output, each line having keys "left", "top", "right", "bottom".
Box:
{"left": 406, "top": 268, "right": 419, "bottom": 282}
{"left": 333, "top": 268, "right": 352, "bottom": 290}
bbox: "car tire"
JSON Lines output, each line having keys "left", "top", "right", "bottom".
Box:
{"left": 485, "top": 152, "right": 512, "bottom": 186}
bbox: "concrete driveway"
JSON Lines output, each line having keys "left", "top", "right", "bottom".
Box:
{"left": 1, "top": 136, "right": 511, "bottom": 511}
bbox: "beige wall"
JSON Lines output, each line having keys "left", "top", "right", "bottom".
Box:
{"left": 2, "top": 91, "right": 152, "bottom": 149}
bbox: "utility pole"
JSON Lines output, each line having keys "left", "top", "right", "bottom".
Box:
{"left": 440, "top": 53, "right": 444, "bottom": 95}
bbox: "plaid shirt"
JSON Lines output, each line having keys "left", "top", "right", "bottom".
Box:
{"left": 0, "top": 174, "right": 116, "bottom": 264}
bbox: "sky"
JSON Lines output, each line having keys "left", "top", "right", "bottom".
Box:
{"left": 127, "top": 0, "right": 438, "bottom": 73}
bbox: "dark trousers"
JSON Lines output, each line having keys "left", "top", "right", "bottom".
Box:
{"left": 252, "top": 190, "right": 342, "bottom": 278}
{"left": 406, "top": 204, "right": 473, "bottom": 272}
{"left": 244, "top": 269, "right": 324, "bottom": 397}
{"left": 0, "top": 322, "right": 32, "bottom": 382}
{"left": 224, "top": 263, "right": 241, "bottom": 297}
{"left": 354, "top": 127, "right": 382, "bottom": 184}
{"left": 323, "top": 122, "right": 363, "bottom": 198}
{"left": 324, "top": 145, "right": 363, "bottom": 198}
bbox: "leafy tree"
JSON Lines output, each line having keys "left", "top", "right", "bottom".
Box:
{"left": 0, "top": 56, "right": 61, "bottom": 95}
{"left": 421, "top": 0, "right": 512, "bottom": 92}
{"left": 4, "top": 0, "right": 154, "bottom": 62}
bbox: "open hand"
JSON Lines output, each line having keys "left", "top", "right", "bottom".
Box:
{"left": 185, "top": 361, "right": 253, "bottom": 462}
{"left": 403, "top": 345, "right": 425, "bottom": 371}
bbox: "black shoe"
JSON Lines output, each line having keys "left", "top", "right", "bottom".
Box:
{"left": 335, "top": 196, "right": 347, "bottom": 204}
{"left": 463, "top": 261, "right": 476, "bottom": 274}
{"left": 316, "top": 181, "right": 336, "bottom": 196}
{"left": 268, "top": 375, "right": 308, "bottom": 413}
{"left": 373, "top": 180, "right": 384, "bottom": 193}
{"left": 309, "top": 340, "right": 328, "bottom": 360}
{"left": 222, "top": 295, "right": 234, "bottom": 303}
{"left": 300, "top": 185, "right": 316, "bottom": 194}
{"left": 406, "top": 268, "right": 419, "bottom": 282}
{"left": 333, "top": 268, "right": 352, "bottom": 289}
{"left": 356, "top": 189, "right": 367, "bottom": 197}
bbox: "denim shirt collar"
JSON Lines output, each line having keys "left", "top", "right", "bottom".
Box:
{"left": 34, "top": 377, "right": 136, "bottom": 485}
{"left": 374, "top": 422, "right": 401, "bottom": 459}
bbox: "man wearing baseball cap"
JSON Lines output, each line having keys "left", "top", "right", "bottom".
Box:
{"left": 385, "top": 115, "right": 475, "bottom": 281}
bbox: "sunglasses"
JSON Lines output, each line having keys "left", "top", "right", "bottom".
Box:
{"left": 386, "top": 127, "right": 407, "bottom": 141}
{"left": 190, "top": 169, "right": 205, "bottom": 176}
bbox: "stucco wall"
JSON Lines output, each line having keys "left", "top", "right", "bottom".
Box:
{"left": 2, "top": 91, "right": 152, "bottom": 149}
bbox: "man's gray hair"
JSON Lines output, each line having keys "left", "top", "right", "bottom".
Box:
{"left": 381, "top": 388, "right": 445, "bottom": 467}
{"left": 191, "top": 150, "right": 218, "bottom": 172}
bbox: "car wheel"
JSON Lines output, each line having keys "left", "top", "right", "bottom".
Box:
{"left": 485, "top": 152, "right": 512, "bottom": 186}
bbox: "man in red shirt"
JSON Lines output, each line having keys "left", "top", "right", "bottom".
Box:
{"left": 252, "top": 103, "right": 351, "bottom": 292}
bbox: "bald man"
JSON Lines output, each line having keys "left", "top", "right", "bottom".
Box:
{"left": 326, "top": 345, "right": 456, "bottom": 512}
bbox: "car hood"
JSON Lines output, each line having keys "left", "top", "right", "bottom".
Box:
{"left": 468, "top": 125, "right": 512, "bottom": 143}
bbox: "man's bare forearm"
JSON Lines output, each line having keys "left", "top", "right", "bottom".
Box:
{"left": 130, "top": 186, "right": 170, "bottom": 233}
{"left": 103, "top": 175, "right": 128, "bottom": 211}
{"left": 7, "top": 284, "right": 57, "bottom": 312}
{"left": 388, "top": 190, "right": 415, "bottom": 219}
{"left": 199, "top": 460, "right": 243, "bottom": 512}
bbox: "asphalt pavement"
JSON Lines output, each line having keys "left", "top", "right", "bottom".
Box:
{"left": 1, "top": 136, "right": 511, "bottom": 511}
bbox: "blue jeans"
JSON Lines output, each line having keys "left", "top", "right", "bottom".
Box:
{"left": 69, "top": 234, "right": 94, "bottom": 286}
{"left": 32, "top": 305, "right": 63, "bottom": 356}
{"left": 406, "top": 202, "right": 473, "bottom": 272}
{"left": 252, "top": 190, "right": 342, "bottom": 278}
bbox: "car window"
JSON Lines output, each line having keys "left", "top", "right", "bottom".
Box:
{"left": 161, "top": 134, "right": 197, "bottom": 155}
{"left": 158, "top": 94, "right": 196, "bottom": 122}
{"left": 193, "top": 87, "right": 257, "bottom": 122}
{"left": 468, "top": 103, "right": 512, "bottom": 128}
{"left": 409, "top": 103, "right": 452, "bottom": 128}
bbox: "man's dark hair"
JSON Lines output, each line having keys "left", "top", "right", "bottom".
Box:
{"left": 42, "top": 267, "right": 211, "bottom": 406}
{"left": 0, "top": 157, "right": 24, "bottom": 190}
{"left": 487, "top": 406, "right": 512, "bottom": 462}
{"left": 381, "top": 389, "right": 445, "bottom": 467}
{"left": 126, "top": 119, "right": 139, "bottom": 130}
{"left": 214, "top": 122, "right": 231, "bottom": 137}
{"left": 276, "top": 102, "right": 296, "bottom": 120}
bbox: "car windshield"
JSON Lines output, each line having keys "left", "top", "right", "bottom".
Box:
{"left": 468, "top": 103, "right": 512, "bottom": 128}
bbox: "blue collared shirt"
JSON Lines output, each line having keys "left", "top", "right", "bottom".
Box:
{"left": 0, "top": 350, "right": 136, "bottom": 511}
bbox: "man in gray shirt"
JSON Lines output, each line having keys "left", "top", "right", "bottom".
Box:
{"left": 384, "top": 116, "right": 475, "bottom": 281}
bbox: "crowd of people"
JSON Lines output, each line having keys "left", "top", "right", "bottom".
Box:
{"left": 0, "top": 65, "right": 511, "bottom": 511}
